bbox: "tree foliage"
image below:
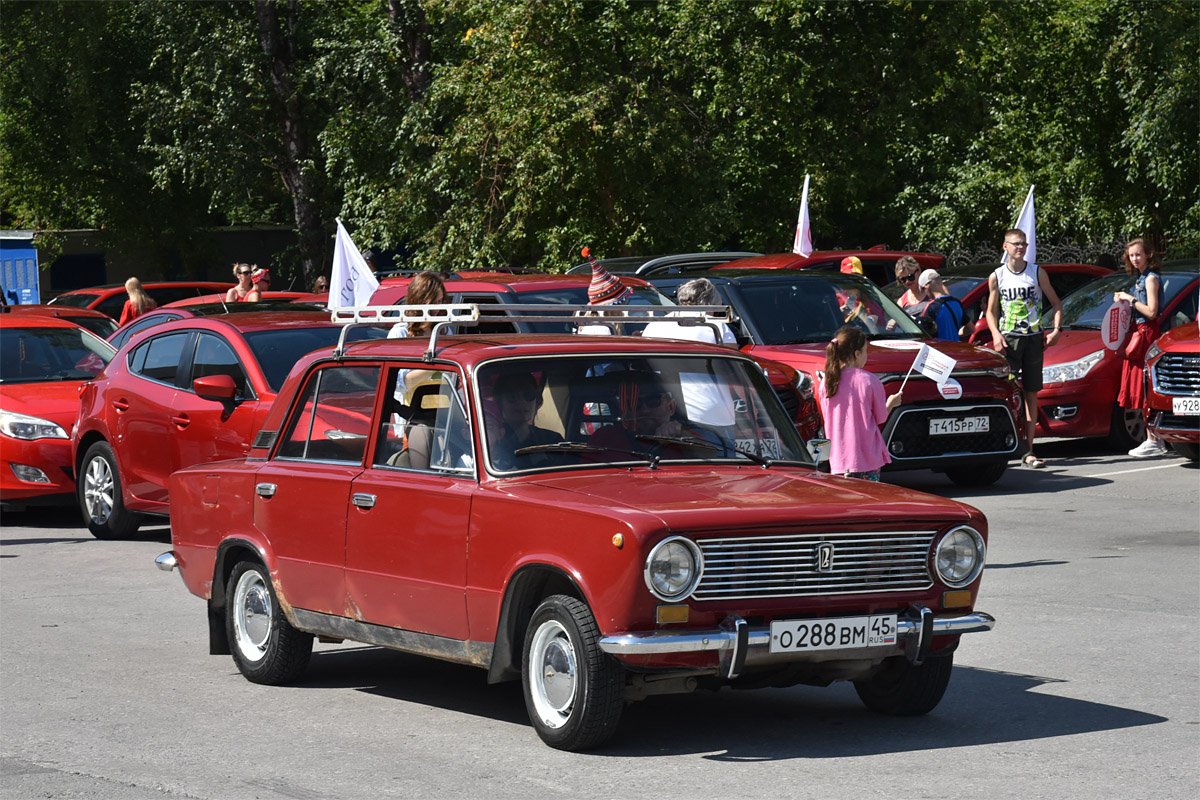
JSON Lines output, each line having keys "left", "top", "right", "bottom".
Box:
{"left": 1, "top": 0, "right": 1195, "bottom": 281}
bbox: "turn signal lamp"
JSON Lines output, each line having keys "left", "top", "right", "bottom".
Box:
{"left": 942, "top": 590, "right": 973, "bottom": 609}
{"left": 656, "top": 605, "right": 689, "bottom": 624}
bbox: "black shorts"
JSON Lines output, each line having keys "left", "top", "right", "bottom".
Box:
{"left": 1003, "top": 333, "right": 1044, "bottom": 392}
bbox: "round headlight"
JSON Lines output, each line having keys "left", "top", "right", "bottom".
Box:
{"left": 644, "top": 536, "right": 703, "bottom": 601}
{"left": 934, "top": 526, "right": 986, "bottom": 588}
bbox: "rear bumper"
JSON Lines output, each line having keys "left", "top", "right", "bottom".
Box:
{"left": 599, "top": 608, "right": 995, "bottom": 679}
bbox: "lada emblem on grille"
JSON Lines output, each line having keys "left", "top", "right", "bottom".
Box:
{"left": 815, "top": 542, "right": 835, "bottom": 573}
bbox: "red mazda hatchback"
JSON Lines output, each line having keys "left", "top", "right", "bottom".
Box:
{"left": 1037, "top": 261, "right": 1199, "bottom": 450}
{"left": 73, "top": 311, "right": 388, "bottom": 538}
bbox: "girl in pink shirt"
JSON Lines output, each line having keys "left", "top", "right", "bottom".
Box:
{"left": 818, "top": 326, "right": 903, "bottom": 481}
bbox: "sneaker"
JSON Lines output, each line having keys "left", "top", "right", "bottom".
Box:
{"left": 1128, "top": 439, "right": 1167, "bottom": 458}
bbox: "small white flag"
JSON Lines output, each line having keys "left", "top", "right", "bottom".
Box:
{"left": 911, "top": 342, "right": 958, "bottom": 386}
{"left": 792, "top": 174, "right": 813, "bottom": 256}
{"left": 330, "top": 219, "right": 380, "bottom": 308}
{"left": 1003, "top": 185, "right": 1037, "bottom": 265}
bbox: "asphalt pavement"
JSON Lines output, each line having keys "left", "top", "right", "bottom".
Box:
{"left": 1, "top": 437, "right": 1197, "bottom": 800}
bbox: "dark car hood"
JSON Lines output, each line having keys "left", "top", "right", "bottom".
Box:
{"left": 507, "top": 467, "right": 980, "bottom": 530}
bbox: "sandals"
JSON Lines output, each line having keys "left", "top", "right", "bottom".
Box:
{"left": 1022, "top": 453, "right": 1046, "bottom": 469}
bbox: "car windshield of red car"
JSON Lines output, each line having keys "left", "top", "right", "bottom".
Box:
{"left": 242, "top": 325, "right": 389, "bottom": 391}
{"left": 1051, "top": 269, "right": 1196, "bottom": 331}
{"left": 0, "top": 326, "right": 115, "bottom": 384}
{"left": 474, "top": 354, "right": 810, "bottom": 473}
{"left": 738, "top": 275, "right": 924, "bottom": 345}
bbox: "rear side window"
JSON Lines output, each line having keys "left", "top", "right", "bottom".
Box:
{"left": 243, "top": 326, "right": 388, "bottom": 391}
{"left": 277, "top": 365, "right": 381, "bottom": 464}
{"left": 95, "top": 294, "right": 126, "bottom": 319}
{"left": 111, "top": 313, "right": 181, "bottom": 350}
{"left": 128, "top": 332, "right": 189, "bottom": 384}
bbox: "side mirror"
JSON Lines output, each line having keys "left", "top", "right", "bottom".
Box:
{"left": 193, "top": 374, "right": 238, "bottom": 401}
{"left": 806, "top": 438, "right": 830, "bottom": 463}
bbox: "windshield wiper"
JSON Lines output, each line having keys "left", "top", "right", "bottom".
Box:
{"left": 633, "top": 434, "right": 775, "bottom": 467}
{"left": 514, "top": 441, "right": 660, "bottom": 468}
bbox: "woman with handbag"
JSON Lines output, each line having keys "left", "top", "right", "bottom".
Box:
{"left": 1113, "top": 238, "right": 1166, "bottom": 457}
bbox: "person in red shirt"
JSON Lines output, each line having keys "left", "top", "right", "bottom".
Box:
{"left": 117, "top": 277, "right": 157, "bottom": 325}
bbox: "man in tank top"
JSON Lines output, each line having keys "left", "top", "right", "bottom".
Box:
{"left": 986, "top": 228, "right": 1063, "bottom": 468}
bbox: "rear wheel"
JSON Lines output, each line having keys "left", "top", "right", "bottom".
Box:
{"left": 945, "top": 460, "right": 1007, "bottom": 487}
{"left": 1107, "top": 404, "right": 1145, "bottom": 451}
{"left": 522, "top": 594, "right": 624, "bottom": 751}
{"left": 226, "top": 561, "right": 313, "bottom": 685}
{"left": 854, "top": 654, "right": 954, "bottom": 716}
{"left": 78, "top": 441, "right": 143, "bottom": 539}
{"left": 1170, "top": 441, "right": 1199, "bottom": 462}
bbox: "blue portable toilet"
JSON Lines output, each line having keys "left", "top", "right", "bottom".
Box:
{"left": 0, "top": 231, "right": 41, "bottom": 305}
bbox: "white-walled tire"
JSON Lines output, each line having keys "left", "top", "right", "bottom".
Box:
{"left": 226, "top": 561, "right": 312, "bottom": 685}
{"left": 522, "top": 594, "right": 624, "bottom": 750}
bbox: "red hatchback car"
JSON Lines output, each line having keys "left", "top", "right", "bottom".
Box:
{"left": 73, "top": 311, "right": 387, "bottom": 538}
{"left": 1145, "top": 320, "right": 1199, "bottom": 461}
{"left": 1036, "top": 262, "right": 1199, "bottom": 450}
{"left": 1, "top": 315, "right": 115, "bottom": 509}
{"left": 49, "top": 281, "right": 235, "bottom": 319}
{"left": 159, "top": 317, "right": 994, "bottom": 751}
{"left": 2, "top": 304, "right": 119, "bottom": 339}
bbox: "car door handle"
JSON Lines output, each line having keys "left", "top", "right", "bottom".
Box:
{"left": 351, "top": 493, "right": 376, "bottom": 509}
{"left": 256, "top": 483, "right": 276, "bottom": 498}
{"left": 171, "top": 414, "right": 190, "bottom": 428}
{"left": 112, "top": 399, "right": 129, "bottom": 412}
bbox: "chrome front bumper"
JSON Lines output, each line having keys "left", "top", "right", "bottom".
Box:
{"left": 599, "top": 608, "right": 995, "bottom": 679}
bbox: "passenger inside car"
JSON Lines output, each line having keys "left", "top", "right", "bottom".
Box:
{"left": 583, "top": 370, "right": 728, "bottom": 457}
{"left": 486, "top": 372, "right": 565, "bottom": 470}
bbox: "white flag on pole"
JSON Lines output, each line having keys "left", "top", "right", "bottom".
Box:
{"left": 910, "top": 342, "right": 958, "bottom": 386}
{"left": 792, "top": 174, "right": 813, "bottom": 256}
{"left": 1002, "top": 185, "right": 1037, "bottom": 265}
{"left": 330, "top": 219, "right": 380, "bottom": 308}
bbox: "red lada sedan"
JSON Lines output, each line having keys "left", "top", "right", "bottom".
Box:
{"left": 73, "top": 311, "right": 387, "bottom": 538}
{"left": 653, "top": 271, "right": 1024, "bottom": 486}
{"left": 1036, "top": 262, "right": 1199, "bottom": 450}
{"left": 158, "top": 323, "right": 994, "bottom": 750}
{"left": 1145, "top": 321, "right": 1199, "bottom": 461}
{"left": 1, "top": 316, "right": 115, "bottom": 509}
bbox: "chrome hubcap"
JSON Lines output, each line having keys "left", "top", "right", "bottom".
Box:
{"left": 1122, "top": 407, "right": 1145, "bottom": 441}
{"left": 233, "top": 570, "right": 272, "bottom": 662}
{"left": 83, "top": 456, "right": 114, "bottom": 524}
{"left": 528, "top": 619, "right": 577, "bottom": 729}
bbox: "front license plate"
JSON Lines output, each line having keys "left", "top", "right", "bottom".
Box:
{"left": 769, "top": 614, "right": 898, "bottom": 654}
{"left": 929, "top": 416, "right": 989, "bottom": 435}
{"left": 1172, "top": 397, "right": 1200, "bottom": 416}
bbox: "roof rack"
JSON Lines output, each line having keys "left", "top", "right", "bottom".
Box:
{"left": 328, "top": 303, "right": 736, "bottom": 361}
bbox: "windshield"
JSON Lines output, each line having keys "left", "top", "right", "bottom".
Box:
{"left": 47, "top": 292, "right": 101, "bottom": 309}
{"left": 510, "top": 285, "right": 673, "bottom": 334}
{"left": 244, "top": 325, "right": 389, "bottom": 391}
{"left": 737, "top": 275, "right": 926, "bottom": 344}
{"left": 477, "top": 354, "right": 811, "bottom": 474}
{"left": 1049, "top": 270, "right": 1198, "bottom": 329}
{"left": 0, "top": 325, "right": 115, "bottom": 384}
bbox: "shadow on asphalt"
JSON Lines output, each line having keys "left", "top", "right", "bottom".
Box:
{"left": 294, "top": 646, "right": 1165, "bottom": 759}
{"left": 0, "top": 505, "right": 171, "bottom": 544}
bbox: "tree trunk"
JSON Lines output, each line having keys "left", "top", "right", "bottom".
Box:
{"left": 388, "top": 0, "right": 432, "bottom": 102}
{"left": 254, "top": 0, "right": 324, "bottom": 284}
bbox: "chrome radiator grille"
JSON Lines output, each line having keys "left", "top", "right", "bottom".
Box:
{"left": 694, "top": 530, "right": 936, "bottom": 601}
{"left": 1153, "top": 352, "right": 1200, "bottom": 395}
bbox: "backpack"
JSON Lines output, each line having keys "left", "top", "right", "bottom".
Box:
{"left": 907, "top": 296, "right": 964, "bottom": 339}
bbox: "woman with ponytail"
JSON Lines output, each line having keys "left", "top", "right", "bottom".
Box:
{"left": 117, "top": 277, "right": 157, "bottom": 325}
{"left": 818, "top": 326, "right": 903, "bottom": 481}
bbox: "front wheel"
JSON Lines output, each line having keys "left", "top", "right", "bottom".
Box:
{"left": 225, "top": 561, "right": 313, "bottom": 685}
{"left": 522, "top": 594, "right": 625, "bottom": 751}
{"left": 1170, "top": 441, "right": 1199, "bottom": 462}
{"left": 1107, "top": 404, "right": 1145, "bottom": 451}
{"left": 78, "top": 441, "right": 143, "bottom": 539}
{"left": 945, "top": 460, "right": 1007, "bottom": 487}
{"left": 854, "top": 654, "right": 954, "bottom": 716}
